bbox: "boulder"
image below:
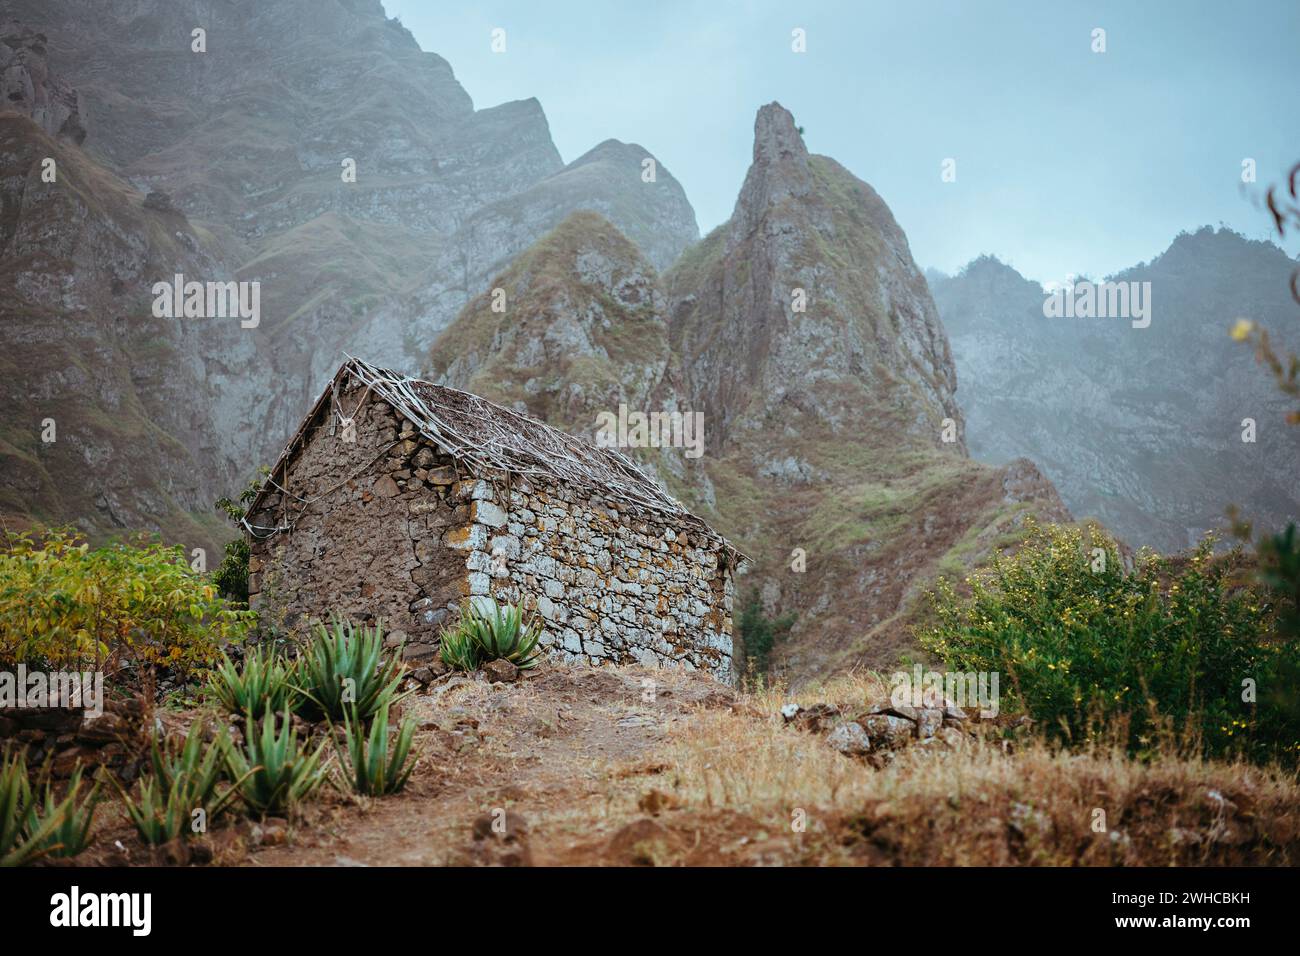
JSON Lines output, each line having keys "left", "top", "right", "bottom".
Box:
{"left": 862, "top": 714, "right": 916, "bottom": 748}
{"left": 826, "top": 721, "right": 872, "bottom": 757}
{"left": 482, "top": 659, "right": 521, "bottom": 683}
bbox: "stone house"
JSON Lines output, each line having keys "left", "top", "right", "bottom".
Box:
{"left": 244, "top": 358, "right": 740, "bottom": 680}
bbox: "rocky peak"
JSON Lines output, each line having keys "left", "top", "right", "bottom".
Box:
{"left": 570, "top": 138, "right": 652, "bottom": 169}
{"left": 728, "top": 102, "right": 812, "bottom": 247}
{"left": 0, "top": 20, "right": 83, "bottom": 143}
{"left": 670, "top": 101, "right": 963, "bottom": 453}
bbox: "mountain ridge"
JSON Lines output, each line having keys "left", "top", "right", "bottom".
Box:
{"left": 932, "top": 226, "right": 1300, "bottom": 552}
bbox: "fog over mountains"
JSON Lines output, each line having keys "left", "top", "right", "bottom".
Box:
{"left": 2, "top": 0, "right": 1295, "bottom": 676}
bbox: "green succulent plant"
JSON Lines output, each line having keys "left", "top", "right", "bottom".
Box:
{"left": 438, "top": 616, "right": 480, "bottom": 671}
{"left": 208, "top": 643, "right": 300, "bottom": 715}
{"left": 25, "top": 765, "right": 102, "bottom": 859}
{"left": 119, "top": 724, "right": 240, "bottom": 845}
{"left": 1, "top": 747, "right": 71, "bottom": 866}
{"left": 226, "top": 705, "right": 328, "bottom": 817}
{"left": 438, "top": 599, "right": 543, "bottom": 671}
{"left": 151, "top": 721, "right": 228, "bottom": 800}
{"left": 335, "top": 695, "right": 418, "bottom": 796}
{"left": 295, "top": 617, "right": 406, "bottom": 722}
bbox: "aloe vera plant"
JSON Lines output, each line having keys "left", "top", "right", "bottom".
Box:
{"left": 439, "top": 599, "right": 543, "bottom": 672}
{"left": 25, "top": 765, "right": 102, "bottom": 859}
{"left": 151, "top": 721, "right": 227, "bottom": 801}
{"left": 295, "top": 617, "right": 406, "bottom": 722}
{"left": 335, "top": 696, "right": 418, "bottom": 796}
{"left": 438, "top": 616, "right": 479, "bottom": 671}
{"left": 121, "top": 770, "right": 239, "bottom": 846}
{"left": 119, "top": 726, "right": 239, "bottom": 844}
{"left": 1, "top": 748, "right": 67, "bottom": 866}
{"left": 208, "top": 643, "right": 299, "bottom": 715}
{"left": 226, "top": 705, "right": 328, "bottom": 816}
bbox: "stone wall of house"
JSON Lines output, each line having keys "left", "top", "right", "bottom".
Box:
{"left": 247, "top": 378, "right": 736, "bottom": 680}
{"left": 246, "top": 383, "right": 470, "bottom": 655}
{"left": 459, "top": 473, "right": 736, "bottom": 682}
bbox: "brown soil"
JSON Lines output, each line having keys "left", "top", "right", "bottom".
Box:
{"left": 74, "top": 664, "right": 790, "bottom": 867}
{"left": 66, "top": 664, "right": 1300, "bottom": 868}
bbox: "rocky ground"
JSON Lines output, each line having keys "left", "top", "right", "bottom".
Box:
{"left": 44, "top": 662, "right": 1300, "bottom": 868}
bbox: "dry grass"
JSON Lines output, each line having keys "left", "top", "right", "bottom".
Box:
{"left": 660, "top": 671, "right": 1300, "bottom": 865}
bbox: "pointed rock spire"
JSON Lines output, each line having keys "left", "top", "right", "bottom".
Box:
{"left": 729, "top": 102, "right": 813, "bottom": 245}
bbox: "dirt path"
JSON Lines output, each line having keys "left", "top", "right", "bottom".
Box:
{"left": 246, "top": 665, "right": 744, "bottom": 866}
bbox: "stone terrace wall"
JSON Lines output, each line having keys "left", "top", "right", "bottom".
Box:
{"left": 248, "top": 378, "right": 736, "bottom": 679}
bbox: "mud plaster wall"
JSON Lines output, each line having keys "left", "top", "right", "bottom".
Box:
{"left": 247, "top": 382, "right": 735, "bottom": 681}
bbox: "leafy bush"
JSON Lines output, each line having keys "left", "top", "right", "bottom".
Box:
{"left": 335, "top": 696, "right": 418, "bottom": 796}
{"left": 2, "top": 747, "right": 98, "bottom": 866}
{"left": 225, "top": 705, "right": 328, "bottom": 817}
{"left": 0, "top": 529, "right": 253, "bottom": 674}
{"left": 295, "top": 618, "right": 405, "bottom": 722}
{"left": 212, "top": 537, "right": 250, "bottom": 606}
{"left": 437, "top": 599, "right": 542, "bottom": 671}
{"left": 120, "top": 724, "right": 239, "bottom": 845}
{"left": 213, "top": 468, "right": 269, "bottom": 606}
{"left": 919, "top": 521, "right": 1300, "bottom": 762}
{"left": 207, "top": 644, "right": 299, "bottom": 715}
{"left": 737, "top": 588, "right": 796, "bottom": 678}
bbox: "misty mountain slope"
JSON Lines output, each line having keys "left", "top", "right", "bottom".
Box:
{"left": 0, "top": 112, "right": 250, "bottom": 551}
{"left": 436, "top": 102, "right": 1070, "bottom": 677}
{"left": 350, "top": 138, "right": 699, "bottom": 381}
{"left": 7, "top": 0, "right": 525, "bottom": 237}
{"left": 933, "top": 230, "right": 1300, "bottom": 553}
{"left": 0, "top": 0, "right": 702, "bottom": 550}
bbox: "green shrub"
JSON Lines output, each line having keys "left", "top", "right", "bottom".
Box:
{"left": 438, "top": 599, "right": 542, "bottom": 671}
{"left": 295, "top": 618, "right": 405, "bottom": 722}
{"left": 919, "top": 521, "right": 1300, "bottom": 762}
{"left": 207, "top": 644, "right": 299, "bottom": 715}
{"left": 213, "top": 468, "right": 268, "bottom": 606}
{"left": 737, "top": 588, "right": 796, "bottom": 678}
{"left": 212, "top": 537, "right": 250, "bottom": 606}
{"left": 0, "top": 528, "right": 254, "bottom": 674}
{"left": 225, "top": 706, "right": 328, "bottom": 817}
{"left": 335, "top": 695, "right": 418, "bottom": 796}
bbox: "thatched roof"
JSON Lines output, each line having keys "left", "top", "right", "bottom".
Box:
{"left": 249, "top": 357, "right": 740, "bottom": 559}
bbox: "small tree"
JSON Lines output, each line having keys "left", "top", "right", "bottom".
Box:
{"left": 212, "top": 467, "right": 269, "bottom": 606}
{"left": 738, "top": 588, "right": 795, "bottom": 680}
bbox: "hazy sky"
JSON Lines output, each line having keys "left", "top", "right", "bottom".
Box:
{"left": 384, "top": 0, "right": 1300, "bottom": 284}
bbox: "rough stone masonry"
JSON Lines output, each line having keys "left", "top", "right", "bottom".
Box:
{"left": 245, "top": 360, "right": 737, "bottom": 681}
